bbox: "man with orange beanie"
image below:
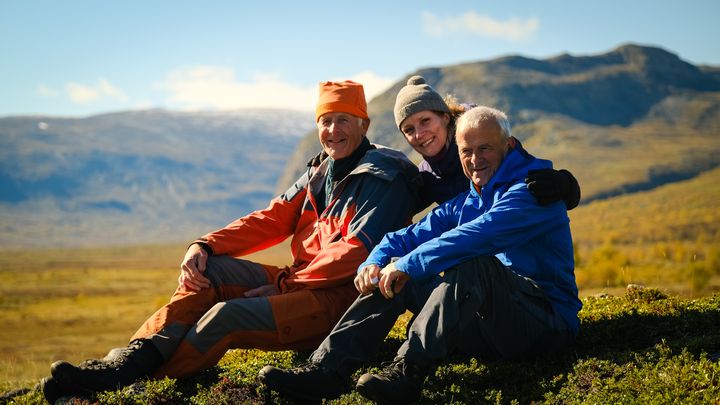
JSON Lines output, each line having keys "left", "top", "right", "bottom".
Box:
{"left": 43, "top": 80, "right": 420, "bottom": 402}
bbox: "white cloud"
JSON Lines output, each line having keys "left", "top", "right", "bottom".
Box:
{"left": 36, "top": 84, "right": 59, "bottom": 97}
{"left": 422, "top": 11, "right": 539, "bottom": 41}
{"left": 156, "top": 66, "right": 315, "bottom": 111}
{"left": 156, "top": 66, "right": 397, "bottom": 111}
{"left": 65, "top": 78, "right": 128, "bottom": 104}
{"left": 97, "top": 78, "right": 127, "bottom": 100}
{"left": 66, "top": 83, "right": 98, "bottom": 103}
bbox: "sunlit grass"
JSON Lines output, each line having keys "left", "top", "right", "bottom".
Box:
{"left": 3, "top": 287, "right": 718, "bottom": 404}
{"left": 1, "top": 167, "right": 718, "bottom": 400}
{"left": 0, "top": 242, "right": 292, "bottom": 384}
{"left": 570, "top": 166, "right": 720, "bottom": 295}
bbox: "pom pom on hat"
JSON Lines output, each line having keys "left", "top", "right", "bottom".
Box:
{"left": 316, "top": 80, "right": 369, "bottom": 122}
{"left": 393, "top": 75, "right": 450, "bottom": 129}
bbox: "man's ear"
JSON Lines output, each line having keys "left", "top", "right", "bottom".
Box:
{"left": 506, "top": 136, "right": 516, "bottom": 152}
{"left": 362, "top": 118, "right": 371, "bottom": 133}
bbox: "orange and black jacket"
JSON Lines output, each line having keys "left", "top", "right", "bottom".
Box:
{"left": 196, "top": 145, "right": 419, "bottom": 293}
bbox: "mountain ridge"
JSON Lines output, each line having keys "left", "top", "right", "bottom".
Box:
{"left": 2, "top": 43, "right": 719, "bottom": 248}
{"left": 276, "top": 43, "right": 720, "bottom": 202}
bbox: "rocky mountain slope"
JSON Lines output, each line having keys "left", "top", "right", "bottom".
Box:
{"left": 277, "top": 44, "right": 720, "bottom": 202}
{"left": 2, "top": 43, "right": 718, "bottom": 248}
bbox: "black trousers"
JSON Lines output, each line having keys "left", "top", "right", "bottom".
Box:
{"left": 310, "top": 256, "right": 575, "bottom": 376}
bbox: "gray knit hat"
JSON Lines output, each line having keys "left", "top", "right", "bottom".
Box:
{"left": 393, "top": 75, "right": 450, "bottom": 129}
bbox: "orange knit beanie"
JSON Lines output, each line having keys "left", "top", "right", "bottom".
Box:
{"left": 315, "top": 80, "right": 369, "bottom": 122}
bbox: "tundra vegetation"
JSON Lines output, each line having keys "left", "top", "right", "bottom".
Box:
{"left": 3, "top": 43, "right": 720, "bottom": 403}
{"left": 1, "top": 169, "right": 719, "bottom": 403}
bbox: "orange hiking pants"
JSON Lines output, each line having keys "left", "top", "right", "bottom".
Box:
{"left": 129, "top": 255, "right": 358, "bottom": 379}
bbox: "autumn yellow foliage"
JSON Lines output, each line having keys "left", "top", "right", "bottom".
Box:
{"left": 570, "top": 166, "right": 720, "bottom": 295}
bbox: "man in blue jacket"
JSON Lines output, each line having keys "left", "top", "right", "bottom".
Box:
{"left": 259, "top": 105, "right": 582, "bottom": 403}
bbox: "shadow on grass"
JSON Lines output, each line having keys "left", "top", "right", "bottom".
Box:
{"left": 128, "top": 291, "right": 720, "bottom": 404}
{"left": 3, "top": 290, "right": 718, "bottom": 404}
{"left": 390, "top": 290, "right": 720, "bottom": 404}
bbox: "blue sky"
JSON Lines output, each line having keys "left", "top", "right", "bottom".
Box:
{"left": 2, "top": 0, "right": 718, "bottom": 117}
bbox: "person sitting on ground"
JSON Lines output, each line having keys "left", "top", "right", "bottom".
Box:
{"left": 259, "top": 105, "right": 582, "bottom": 403}
{"left": 40, "top": 80, "right": 421, "bottom": 403}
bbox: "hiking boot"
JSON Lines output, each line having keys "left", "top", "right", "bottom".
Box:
{"left": 51, "top": 339, "right": 163, "bottom": 393}
{"left": 40, "top": 376, "right": 69, "bottom": 404}
{"left": 258, "top": 362, "right": 350, "bottom": 402}
{"left": 356, "top": 359, "right": 428, "bottom": 404}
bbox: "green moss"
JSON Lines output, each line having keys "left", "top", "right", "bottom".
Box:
{"left": 3, "top": 290, "right": 719, "bottom": 404}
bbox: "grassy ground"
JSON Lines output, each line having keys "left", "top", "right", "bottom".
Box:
{"left": 0, "top": 244, "right": 183, "bottom": 384}
{"left": 2, "top": 287, "right": 718, "bottom": 404}
{"left": 2, "top": 165, "right": 720, "bottom": 403}
{"left": 0, "top": 243, "right": 291, "bottom": 384}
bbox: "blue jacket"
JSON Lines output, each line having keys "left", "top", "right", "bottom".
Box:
{"left": 359, "top": 141, "right": 582, "bottom": 332}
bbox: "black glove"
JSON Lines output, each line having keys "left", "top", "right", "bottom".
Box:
{"left": 525, "top": 169, "right": 581, "bottom": 210}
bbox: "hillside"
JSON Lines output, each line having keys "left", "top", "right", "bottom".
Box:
{"left": 1, "top": 164, "right": 719, "bottom": 402}
{"left": 0, "top": 109, "right": 314, "bottom": 248}
{"left": 2, "top": 43, "right": 719, "bottom": 249}
{"left": 1, "top": 169, "right": 718, "bottom": 402}
{"left": 277, "top": 44, "right": 720, "bottom": 202}
{"left": 569, "top": 166, "right": 720, "bottom": 295}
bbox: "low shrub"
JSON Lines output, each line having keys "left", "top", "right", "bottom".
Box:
{"left": 3, "top": 289, "right": 719, "bottom": 404}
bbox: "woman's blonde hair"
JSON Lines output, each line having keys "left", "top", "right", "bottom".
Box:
{"left": 438, "top": 94, "right": 471, "bottom": 140}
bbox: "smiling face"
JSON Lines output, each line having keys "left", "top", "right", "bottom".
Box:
{"left": 399, "top": 110, "right": 450, "bottom": 158}
{"left": 456, "top": 119, "right": 508, "bottom": 188}
{"left": 317, "top": 112, "right": 369, "bottom": 160}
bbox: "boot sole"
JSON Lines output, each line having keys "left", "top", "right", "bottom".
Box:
{"left": 258, "top": 367, "right": 347, "bottom": 403}
{"left": 51, "top": 361, "right": 110, "bottom": 394}
{"left": 356, "top": 377, "right": 419, "bottom": 404}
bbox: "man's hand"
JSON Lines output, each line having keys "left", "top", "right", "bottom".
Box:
{"left": 244, "top": 284, "right": 279, "bottom": 297}
{"left": 378, "top": 262, "right": 410, "bottom": 299}
{"left": 178, "top": 243, "right": 211, "bottom": 291}
{"left": 355, "top": 264, "right": 381, "bottom": 295}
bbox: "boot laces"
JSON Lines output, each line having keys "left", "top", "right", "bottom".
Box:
{"left": 379, "top": 359, "right": 423, "bottom": 382}
{"left": 80, "top": 340, "right": 145, "bottom": 370}
{"left": 291, "top": 362, "right": 324, "bottom": 375}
